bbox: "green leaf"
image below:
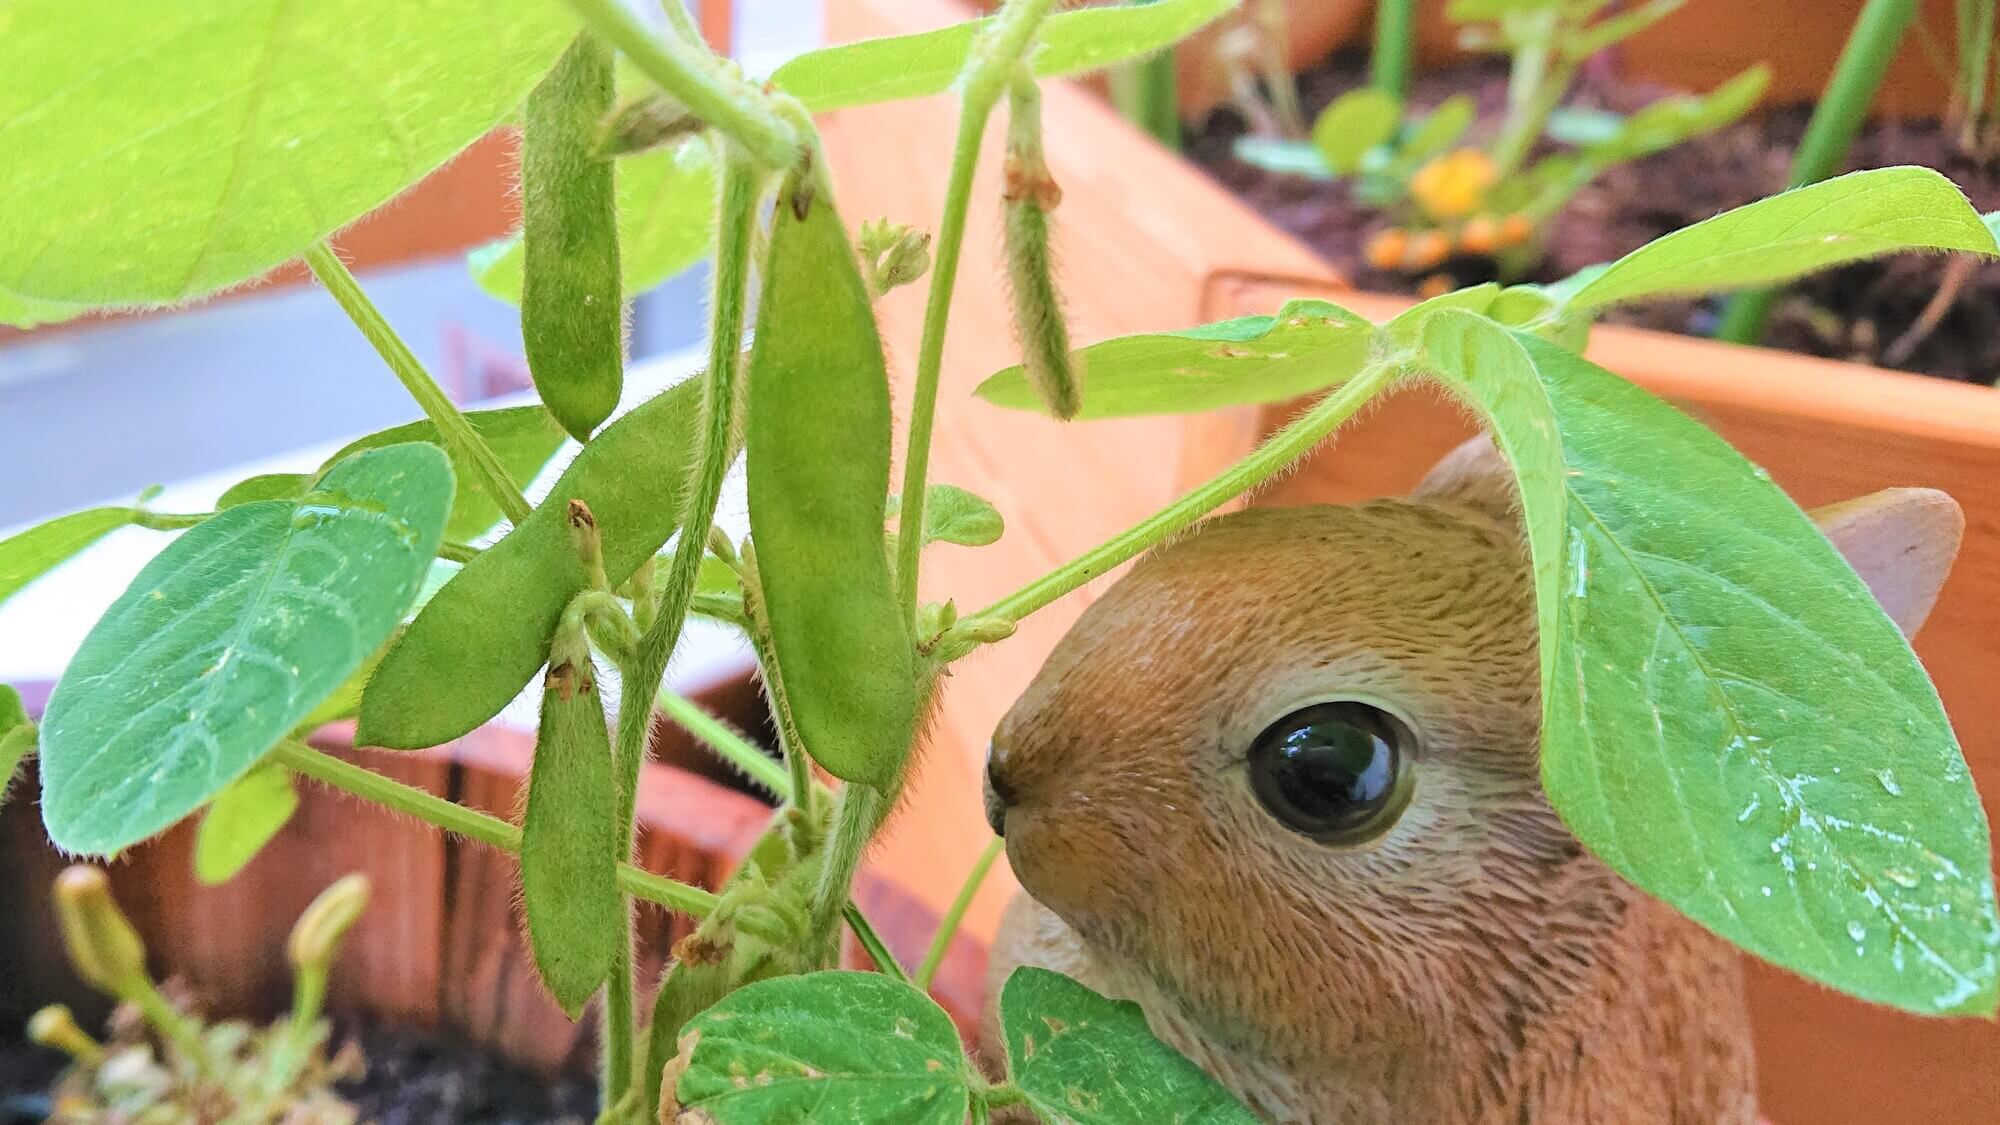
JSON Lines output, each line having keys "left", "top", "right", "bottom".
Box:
{"left": 0, "top": 684, "right": 32, "bottom": 817}
{"left": 360, "top": 381, "right": 705, "bottom": 750}
{"left": 0, "top": 0, "right": 576, "bottom": 311}
{"left": 888, "top": 485, "right": 1005, "bottom": 548}
{"left": 1564, "top": 0, "right": 1685, "bottom": 58}
{"left": 0, "top": 507, "right": 141, "bottom": 611}
{"left": 1389, "top": 94, "right": 1477, "bottom": 169}
{"left": 521, "top": 35, "right": 623, "bottom": 442}
{"left": 1311, "top": 89, "right": 1401, "bottom": 175}
{"left": 218, "top": 474, "right": 312, "bottom": 509}
{"left": 0, "top": 286, "right": 88, "bottom": 330}
{"left": 1564, "top": 167, "right": 2000, "bottom": 311}
{"left": 1000, "top": 968, "right": 1257, "bottom": 1123}
{"left": 329, "top": 406, "right": 569, "bottom": 543}
{"left": 471, "top": 137, "right": 718, "bottom": 306}
{"left": 521, "top": 656, "right": 621, "bottom": 1017}
{"left": 1421, "top": 310, "right": 1999, "bottom": 1015}
{"left": 1582, "top": 65, "right": 1767, "bottom": 165}
{"left": 676, "top": 971, "right": 970, "bottom": 1124}
{"left": 770, "top": 0, "right": 1238, "bottom": 112}
{"left": 193, "top": 763, "right": 299, "bottom": 885}
{"left": 747, "top": 173, "right": 915, "bottom": 790}
{"left": 294, "top": 637, "right": 393, "bottom": 732}
{"left": 1228, "top": 136, "right": 1335, "bottom": 179}
{"left": 977, "top": 298, "right": 1374, "bottom": 419}
{"left": 41, "top": 443, "right": 454, "bottom": 855}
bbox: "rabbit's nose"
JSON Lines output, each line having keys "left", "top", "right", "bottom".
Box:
{"left": 985, "top": 743, "right": 1019, "bottom": 836}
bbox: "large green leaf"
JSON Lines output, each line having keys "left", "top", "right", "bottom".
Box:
{"left": 999, "top": 968, "right": 1258, "bottom": 1123}
{"left": 1563, "top": 167, "right": 1999, "bottom": 312}
{"left": 745, "top": 172, "right": 915, "bottom": 789}
{"left": 769, "top": 0, "right": 1238, "bottom": 112}
{"left": 675, "top": 971, "right": 971, "bottom": 1124}
{"left": 0, "top": 508, "right": 144, "bottom": 611}
{"left": 40, "top": 444, "right": 454, "bottom": 855}
{"left": 0, "top": 0, "right": 575, "bottom": 313}
{"left": 359, "top": 381, "right": 704, "bottom": 750}
{"left": 1421, "top": 310, "right": 1999, "bottom": 1015}
{"left": 193, "top": 762, "right": 299, "bottom": 884}
{"left": 470, "top": 137, "right": 718, "bottom": 305}
{"left": 976, "top": 298, "right": 1374, "bottom": 419}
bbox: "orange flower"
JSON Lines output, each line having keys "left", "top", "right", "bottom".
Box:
{"left": 1410, "top": 149, "right": 1498, "bottom": 221}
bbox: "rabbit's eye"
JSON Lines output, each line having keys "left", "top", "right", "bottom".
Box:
{"left": 1247, "top": 702, "right": 1413, "bottom": 844}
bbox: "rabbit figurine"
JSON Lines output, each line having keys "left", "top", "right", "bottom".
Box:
{"left": 983, "top": 436, "right": 1963, "bottom": 1124}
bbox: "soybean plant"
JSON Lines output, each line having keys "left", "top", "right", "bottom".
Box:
{"left": 2, "top": 1, "right": 1998, "bottom": 1123}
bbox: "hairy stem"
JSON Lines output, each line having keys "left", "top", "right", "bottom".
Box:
{"left": 894, "top": 0, "right": 1057, "bottom": 624}
{"left": 916, "top": 836, "right": 1003, "bottom": 991}
{"left": 563, "top": 0, "right": 799, "bottom": 170}
{"left": 972, "top": 360, "right": 1405, "bottom": 627}
{"left": 304, "top": 244, "right": 531, "bottom": 526}
{"left": 656, "top": 686, "right": 791, "bottom": 798}
{"left": 1371, "top": 0, "right": 1416, "bottom": 101}
{"left": 269, "top": 740, "right": 729, "bottom": 922}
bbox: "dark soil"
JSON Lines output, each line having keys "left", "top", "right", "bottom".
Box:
{"left": 0, "top": 1019, "right": 598, "bottom": 1125}
{"left": 1189, "top": 49, "right": 2000, "bottom": 384}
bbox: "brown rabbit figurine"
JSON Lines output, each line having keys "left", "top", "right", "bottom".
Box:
{"left": 983, "top": 436, "right": 1963, "bottom": 1124}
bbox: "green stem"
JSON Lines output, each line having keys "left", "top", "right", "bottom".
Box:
{"left": 843, "top": 902, "right": 910, "bottom": 982}
{"left": 811, "top": 783, "right": 887, "bottom": 940}
{"left": 986, "top": 1082, "right": 1029, "bottom": 1108}
{"left": 1489, "top": 11, "right": 1572, "bottom": 179}
{"left": 895, "top": 0, "right": 1057, "bottom": 624}
{"left": 563, "top": 0, "right": 799, "bottom": 170}
{"left": 269, "top": 740, "right": 727, "bottom": 921}
{"left": 916, "top": 837, "right": 1002, "bottom": 991}
{"left": 1717, "top": 0, "right": 1917, "bottom": 344}
{"left": 130, "top": 978, "right": 215, "bottom": 1073}
{"left": 656, "top": 686, "right": 791, "bottom": 798}
{"left": 972, "top": 360, "right": 1404, "bottom": 627}
{"left": 1372, "top": 0, "right": 1417, "bottom": 101}
{"left": 303, "top": 244, "right": 531, "bottom": 526}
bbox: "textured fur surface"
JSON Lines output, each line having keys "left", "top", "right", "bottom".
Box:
{"left": 982, "top": 439, "right": 1959, "bottom": 1123}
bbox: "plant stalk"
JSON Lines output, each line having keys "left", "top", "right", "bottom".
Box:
{"left": 1372, "top": 0, "right": 1417, "bottom": 101}
{"left": 656, "top": 686, "right": 791, "bottom": 798}
{"left": 972, "top": 360, "right": 1405, "bottom": 627}
{"left": 1717, "top": 0, "right": 1918, "bottom": 343}
{"left": 304, "top": 244, "right": 532, "bottom": 526}
{"left": 563, "top": 0, "right": 799, "bottom": 171}
{"left": 916, "top": 837, "right": 1003, "bottom": 990}
{"left": 894, "top": 0, "right": 1057, "bottom": 625}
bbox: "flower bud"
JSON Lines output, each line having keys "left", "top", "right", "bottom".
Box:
{"left": 53, "top": 866, "right": 148, "bottom": 997}
{"left": 1410, "top": 148, "right": 1498, "bottom": 221}
{"left": 858, "top": 219, "right": 933, "bottom": 296}
{"left": 1457, "top": 214, "right": 1500, "bottom": 256}
{"left": 1498, "top": 212, "right": 1535, "bottom": 248}
{"left": 568, "top": 499, "right": 608, "bottom": 591}
{"left": 594, "top": 93, "right": 701, "bottom": 157}
{"left": 288, "top": 873, "right": 372, "bottom": 972}
{"left": 1404, "top": 229, "right": 1453, "bottom": 271}
{"left": 27, "top": 1005, "right": 103, "bottom": 1064}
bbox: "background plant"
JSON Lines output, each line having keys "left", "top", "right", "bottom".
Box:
{"left": 27, "top": 868, "right": 369, "bottom": 1125}
{"left": 1, "top": 2, "right": 1997, "bottom": 1124}
{"left": 1231, "top": 0, "right": 1768, "bottom": 277}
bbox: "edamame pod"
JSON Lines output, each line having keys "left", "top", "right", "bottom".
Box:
{"left": 521, "top": 33, "right": 623, "bottom": 441}
{"left": 357, "top": 378, "right": 704, "bottom": 750}
{"left": 520, "top": 651, "right": 621, "bottom": 1017}
{"left": 745, "top": 168, "right": 916, "bottom": 790}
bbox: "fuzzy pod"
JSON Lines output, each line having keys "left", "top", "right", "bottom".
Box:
{"left": 521, "top": 33, "right": 624, "bottom": 442}
{"left": 745, "top": 166, "right": 917, "bottom": 790}
{"left": 358, "top": 376, "right": 707, "bottom": 750}
{"left": 1002, "top": 80, "right": 1081, "bottom": 421}
{"left": 520, "top": 650, "right": 622, "bottom": 1018}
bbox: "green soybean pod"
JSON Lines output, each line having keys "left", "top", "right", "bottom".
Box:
{"left": 358, "top": 378, "right": 703, "bottom": 750}
{"left": 521, "top": 33, "right": 623, "bottom": 442}
{"left": 520, "top": 652, "right": 621, "bottom": 1018}
{"left": 746, "top": 167, "right": 916, "bottom": 790}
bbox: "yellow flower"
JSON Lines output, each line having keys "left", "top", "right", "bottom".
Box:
{"left": 1410, "top": 149, "right": 1498, "bottom": 221}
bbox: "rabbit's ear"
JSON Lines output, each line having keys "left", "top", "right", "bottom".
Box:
{"left": 1811, "top": 488, "right": 1963, "bottom": 639}
{"left": 1413, "top": 434, "right": 1520, "bottom": 528}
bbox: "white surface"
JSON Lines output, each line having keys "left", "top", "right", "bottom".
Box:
{"left": 0, "top": 345, "right": 754, "bottom": 725}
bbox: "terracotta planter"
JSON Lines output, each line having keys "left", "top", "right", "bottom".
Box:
{"left": 1182, "top": 276, "right": 2000, "bottom": 1125}
{"left": 1172, "top": 0, "right": 1960, "bottom": 119}
{"left": 0, "top": 678, "right": 989, "bottom": 1077}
